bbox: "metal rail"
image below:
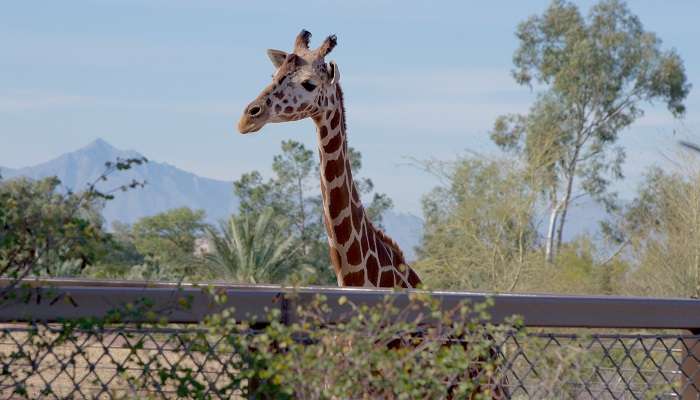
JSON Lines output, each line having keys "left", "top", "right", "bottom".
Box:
{"left": 2, "top": 277, "right": 700, "bottom": 330}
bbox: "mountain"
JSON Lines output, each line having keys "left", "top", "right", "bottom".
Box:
{"left": 1, "top": 139, "right": 238, "bottom": 225}
{"left": 2, "top": 139, "right": 423, "bottom": 259}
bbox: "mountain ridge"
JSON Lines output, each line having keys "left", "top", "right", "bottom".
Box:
{"left": 1, "top": 138, "right": 239, "bottom": 227}
{"left": 2, "top": 139, "right": 424, "bottom": 260}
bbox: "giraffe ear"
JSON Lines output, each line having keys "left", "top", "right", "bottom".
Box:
{"left": 328, "top": 61, "right": 340, "bottom": 84}
{"left": 267, "top": 49, "right": 288, "bottom": 69}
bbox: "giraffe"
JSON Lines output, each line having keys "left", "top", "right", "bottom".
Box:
{"left": 237, "top": 31, "right": 507, "bottom": 399}
{"left": 237, "top": 30, "right": 421, "bottom": 289}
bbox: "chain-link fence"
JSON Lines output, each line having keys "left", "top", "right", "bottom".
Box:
{"left": 1, "top": 279, "right": 699, "bottom": 399}
{"left": 502, "top": 332, "right": 698, "bottom": 399}
{"left": 1, "top": 325, "right": 698, "bottom": 399}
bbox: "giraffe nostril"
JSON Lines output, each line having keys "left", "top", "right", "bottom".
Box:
{"left": 248, "top": 104, "right": 263, "bottom": 117}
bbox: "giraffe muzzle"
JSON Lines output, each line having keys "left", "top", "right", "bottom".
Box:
{"left": 238, "top": 102, "right": 268, "bottom": 134}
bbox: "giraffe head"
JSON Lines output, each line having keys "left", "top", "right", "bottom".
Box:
{"left": 238, "top": 30, "right": 341, "bottom": 134}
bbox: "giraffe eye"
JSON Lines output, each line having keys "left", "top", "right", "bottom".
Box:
{"left": 301, "top": 80, "right": 317, "bottom": 91}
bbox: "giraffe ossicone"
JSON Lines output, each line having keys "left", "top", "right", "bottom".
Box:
{"left": 238, "top": 29, "right": 422, "bottom": 289}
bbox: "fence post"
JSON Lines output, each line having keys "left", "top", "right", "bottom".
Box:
{"left": 682, "top": 329, "right": 700, "bottom": 400}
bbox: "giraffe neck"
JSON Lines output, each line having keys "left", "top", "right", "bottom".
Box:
{"left": 313, "top": 84, "right": 421, "bottom": 288}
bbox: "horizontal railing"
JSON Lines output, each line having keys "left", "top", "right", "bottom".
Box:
{"left": 2, "top": 277, "right": 700, "bottom": 331}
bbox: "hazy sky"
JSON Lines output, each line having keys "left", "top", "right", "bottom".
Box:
{"left": 1, "top": 1, "right": 699, "bottom": 215}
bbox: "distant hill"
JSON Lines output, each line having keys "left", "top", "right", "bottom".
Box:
{"left": 1, "top": 139, "right": 239, "bottom": 226}
{"left": 1, "top": 139, "right": 424, "bottom": 260}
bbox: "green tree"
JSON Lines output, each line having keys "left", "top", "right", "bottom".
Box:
{"left": 491, "top": 0, "right": 690, "bottom": 262}
{"left": 605, "top": 165, "right": 700, "bottom": 298}
{"left": 415, "top": 156, "right": 539, "bottom": 291}
{"left": 0, "top": 157, "right": 146, "bottom": 292}
{"left": 131, "top": 207, "right": 208, "bottom": 263}
{"left": 0, "top": 177, "right": 105, "bottom": 279}
{"left": 203, "top": 208, "right": 301, "bottom": 284}
{"left": 271, "top": 140, "right": 325, "bottom": 256}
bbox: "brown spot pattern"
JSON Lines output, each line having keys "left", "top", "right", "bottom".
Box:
{"left": 347, "top": 239, "right": 362, "bottom": 265}
{"left": 343, "top": 270, "right": 364, "bottom": 286}
{"left": 324, "top": 153, "right": 344, "bottom": 181}
{"left": 394, "top": 272, "right": 408, "bottom": 288}
{"left": 284, "top": 106, "right": 294, "bottom": 114}
{"left": 351, "top": 203, "right": 363, "bottom": 231}
{"left": 333, "top": 216, "right": 352, "bottom": 245}
{"left": 407, "top": 269, "right": 422, "bottom": 287}
{"left": 368, "top": 228, "right": 377, "bottom": 252}
{"left": 377, "top": 242, "right": 392, "bottom": 267}
{"left": 319, "top": 125, "right": 328, "bottom": 139}
{"left": 328, "top": 186, "right": 349, "bottom": 219}
{"left": 330, "top": 111, "right": 340, "bottom": 130}
{"left": 351, "top": 186, "right": 360, "bottom": 202}
{"left": 275, "top": 104, "right": 281, "bottom": 113}
{"left": 366, "top": 257, "right": 379, "bottom": 285}
{"left": 324, "top": 133, "right": 342, "bottom": 153}
{"left": 274, "top": 92, "right": 284, "bottom": 99}
{"left": 379, "top": 270, "right": 395, "bottom": 287}
{"left": 360, "top": 225, "right": 369, "bottom": 255}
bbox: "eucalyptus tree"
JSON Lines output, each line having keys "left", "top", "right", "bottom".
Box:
{"left": 491, "top": 0, "right": 690, "bottom": 262}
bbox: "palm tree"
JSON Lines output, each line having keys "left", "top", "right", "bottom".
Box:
{"left": 203, "top": 208, "right": 300, "bottom": 284}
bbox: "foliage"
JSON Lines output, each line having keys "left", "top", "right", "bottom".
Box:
{"left": 131, "top": 207, "right": 209, "bottom": 263}
{"left": 202, "top": 208, "right": 302, "bottom": 284}
{"left": 413, "top": 153, "right": 632, "bottom": 295}
{"left": 237, "top": 294, "right": 516, "bottom": 400}
{"left": 415, "top": 156, "right": 539, "bottom": 292}
{"left": 97, "top": 221, "right": 145, "bottom": 268}
{"left": 0, "top": 177, "right": 104, "bottom": 279}
{"left": 520, "top": 235, "right": 628, "bottom": 295}
{"left": 0, "top": 157, "right": 146, "bottom": 294}
{"left": 604, "top": 164, "right": 700, "bottom": 298}
{"left": 491, "top": 0, "right": 690, "bottom": 262}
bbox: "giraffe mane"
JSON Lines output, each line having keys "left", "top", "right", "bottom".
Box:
{"left": 335, "top": 84, "right": 348, "bottom": 133}
{"left": 335, "top": 84, "right": 407, "bottom": 267}
{"left": 369, "top": 219, "right": 407, "bottom": 265}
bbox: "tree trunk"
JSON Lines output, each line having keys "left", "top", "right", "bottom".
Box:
{"left": 555, "top": 191, "right": 571, "bottom": 252}
{"left": 555, "top": 157, "right": 579, "bottom": 253}
{"left": 545, "top": 203, "right": 561, "bottom": 263}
